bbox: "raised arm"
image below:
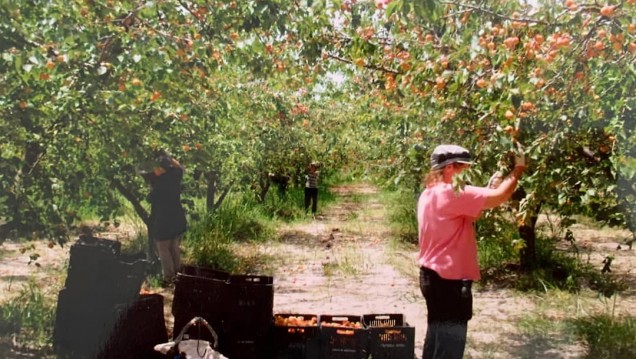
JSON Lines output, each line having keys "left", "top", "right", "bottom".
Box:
{"left": 483, "top": 166, "right": 524, "bottom": 209}
{"left": 483, "top": 144, "right": 526, "bottom": 209}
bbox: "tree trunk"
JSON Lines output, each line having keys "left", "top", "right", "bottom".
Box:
{"left": 519, "top": 220, "right": 537, "bottom": 270}
{"left": 110, "top": 177, "right": 158, "bottom": 262}
{"left": 205, "top": 170, "right": 232, "bottom": 212}
{"left": 518, "top": 207, "right": 541, "bottom": 270}
{"left": 206, "top": 170, "right": 218, "bottom": 210}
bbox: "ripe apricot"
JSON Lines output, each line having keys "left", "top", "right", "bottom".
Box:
{"left": 435, "top": 76, "right": 445, "bottom": 90}
{"left": 600, "top": 5, "right": 615, "bottom": 17}
{"left": 521, "top": 101, "right": 534, "bottom": 111}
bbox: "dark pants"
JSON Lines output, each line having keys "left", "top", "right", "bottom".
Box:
{"left": 420, "top": 267, "right": 473, "bottom": 359}
{"left": 304, "top": 187, "right": 318, "bottom": 214}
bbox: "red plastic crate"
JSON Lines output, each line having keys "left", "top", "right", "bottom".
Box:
{"left": 319, "top": 315, "right": 367, "bottom": 359}
{"left": 363, "top": 314, "right": 415, "bottom": 359}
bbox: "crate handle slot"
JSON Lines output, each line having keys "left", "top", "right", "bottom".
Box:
{"left": 336, "top": 329, "right": 355, "bottom": 336}
{"left": 330, "top": 316, "right": 350, "bottom": 321}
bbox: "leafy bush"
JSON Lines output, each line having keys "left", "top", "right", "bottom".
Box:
{"left": 571, "top": 314, "right": 636, "bottom": 359}
{"left": 183, "top": 195, "right": 275, "bottom": 271}
{"left": 260, "top": 187, "right": 306, "bottom": 220}
{"left": 384, "top": 189, "right": 418, "bottom": 243}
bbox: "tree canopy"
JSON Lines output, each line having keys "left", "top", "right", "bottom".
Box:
{"left": 1, "top": 0, "right": 635, "bottom": 268}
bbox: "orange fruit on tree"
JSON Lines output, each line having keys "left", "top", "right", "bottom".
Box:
{"left": 476, "top": 78, "right": 488, "bottom": 88}
{"left": 600, "top": 5, "right": 615, "bottom": 17}
{"left": 505, "top": 110, "right": 515, "bottom": 120}
{"left": 435, "top": 76, "right": 445, "bottom": 90}
{"left": 521, "top": 101, "right": 534, "bottom": 111}
{"left": 597, "top": 29, "right": 607, "bottom": 38}
{"left": 593, "top": 40, "right": 605, "bottom": 51}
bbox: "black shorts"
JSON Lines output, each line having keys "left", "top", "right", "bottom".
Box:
{"left": 420, "top": 267, "right": 473, "bottom": 322}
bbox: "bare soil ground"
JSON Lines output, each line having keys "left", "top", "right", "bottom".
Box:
{"left": 1, "top": 182, "right": 635, "bottom": 358}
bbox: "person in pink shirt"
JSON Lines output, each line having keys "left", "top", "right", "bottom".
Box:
{"left": 418, "top": 144, "right": 526, "bottom": 359}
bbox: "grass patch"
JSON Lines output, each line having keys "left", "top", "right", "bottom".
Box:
{"left": 515, "top": 288, "right": 636, "bottom": 358}
{"left": 322, "top": 245, "right": 368, "bottom": 277}
{"left": 383, "top": 189, "right": 418, "bottom": 244}
{"left": 183, "top": 194, "right": 276, "bottom": 272}
{"left": 570, "top": 314, "right": 636, "bottom": 359}
{"left": 0, "top": 280, "right": 56, "bottom": 348}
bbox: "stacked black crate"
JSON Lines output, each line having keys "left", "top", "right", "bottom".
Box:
{"left": 171, "top": 265, "right": 230, "bottom": 344}
{"left": 99, "top": 293, "right": 168, "bottom": 359}
{"left": 220, "top": 274, "right": 274, "bottom": 359}
{"left": 53, "top": 236, "right": 149, "bottom": 359}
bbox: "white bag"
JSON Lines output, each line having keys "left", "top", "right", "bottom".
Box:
{"left": 154, "top": 317, "right": 229, "bottom": 359}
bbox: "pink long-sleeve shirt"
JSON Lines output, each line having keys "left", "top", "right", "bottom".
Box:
{"left": 417, "top": 183, "right": 489, "bottom": 280}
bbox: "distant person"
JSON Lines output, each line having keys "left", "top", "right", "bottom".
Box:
{"left": 144, "top": 150, "right": 187, "bottom": 286}
{"left": 269, "top": 172, "right": 290, "bottom": 197}
{"left": 304, "top": 162, "right": 320, "bottom": 218}
{"left": 417, "top": 143, "right": 526, "bottom": 359}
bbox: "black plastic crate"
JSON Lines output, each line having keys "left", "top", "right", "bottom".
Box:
{"left": 222, "top": 333, "right": 269, "bottom": 359}
{"left": 180, "top": 265, "right": 231, "bottom": 281}
{"left": 65, "top": 236, "right": 147, "bottom": 305}
{"left": 319, "top": 315, "right": 367, "bottom": 359}
{"left": 53, "top": 288, "right": 120, "bottom": 359}
{"left": 64, "top": 236, "right": 121, "bottom": 291}
{"left": 172, "top": 272, "right": 228, "bottom": 314}
{"left": 271, "top": 314, "right": 320, "bottom": 359}
{"left": 172, "top": 272, "right": 228, "bottom": 342}
{"left": 363, "top": 314, "right": 415, "bottom": 359}
{"left": 98, "top": 294, "right": 167, "bottom": 359}
{"left": 224, "top": 274, "right": 274, "bottom": 331}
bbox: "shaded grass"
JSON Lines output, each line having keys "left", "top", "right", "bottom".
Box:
{"left": 0, "top": 280, "right": 56, "bottom": 348}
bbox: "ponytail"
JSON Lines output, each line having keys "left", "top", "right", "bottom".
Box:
{"left": 424, "top": 168, "right": 444, "bottom": 188}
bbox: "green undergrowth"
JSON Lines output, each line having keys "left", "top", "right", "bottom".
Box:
{"left": 570, "top": 313, "right": 636, "bottom": 358}
{"left": 0, "top": 280, "right": 56, "bottom": 349}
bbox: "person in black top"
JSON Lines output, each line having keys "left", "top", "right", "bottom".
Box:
{"left": 144, "top": 150, "right": 187, "bottom": 285}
